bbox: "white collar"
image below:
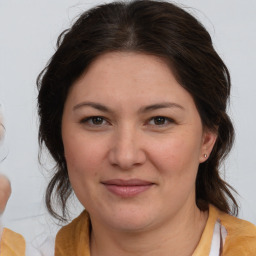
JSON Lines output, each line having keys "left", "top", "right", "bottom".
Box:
{"left": 209, "top": 219, "right": 227, "bottom": 256}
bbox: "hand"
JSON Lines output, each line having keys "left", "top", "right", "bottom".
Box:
{"left": 0, "top": 174, "right": 11, "bottom": 214}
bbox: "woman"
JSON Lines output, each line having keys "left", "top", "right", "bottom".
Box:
{"left": 1, "top": 0, "right": 256, "bottom": 255}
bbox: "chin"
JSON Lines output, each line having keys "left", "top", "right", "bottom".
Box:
{"left": 112, "top": 218, "right": 153, "bottom": 233}
{"left": 100, "top": 207, "right": 157, "bottom": 233}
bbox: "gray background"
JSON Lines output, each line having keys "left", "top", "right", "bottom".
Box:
{"left": 0, "top": 0, "right": 255, "bottom": 243}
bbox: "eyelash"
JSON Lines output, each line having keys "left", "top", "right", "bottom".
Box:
{"left": 80, "top": 116, "right": 175, "bottom": 128}
{"left": 80, "top": 116, "right": 109, "bottom": 126}
{"left": 147, "top": 116, "right": 175, "bottom": 126}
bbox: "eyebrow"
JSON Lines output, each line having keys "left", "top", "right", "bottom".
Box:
{"left": 139, "top": 102, "right": 184, "bottom": 113}
{"left": 73, "top": 102, "right": 112, "bottom": 113}
{"left": 73, "top": 101, "right": 184, "bottom": 113}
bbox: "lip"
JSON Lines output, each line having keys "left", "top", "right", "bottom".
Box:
{"left": 101, "top": 179, "right": 154, "bottom": 198}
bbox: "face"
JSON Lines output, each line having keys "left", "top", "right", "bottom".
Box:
{"left": 62, "top": 52, "right": 216, "bottom": 232}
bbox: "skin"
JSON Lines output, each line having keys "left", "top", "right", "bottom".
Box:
{"left": 0, "top": 175, "right": 11, "bottom": 214}
{"left": 62, "top": 52, "right": 217, "bottom": 256}
{"left": 0, "top": 117, "right": 11, "bottom": 214}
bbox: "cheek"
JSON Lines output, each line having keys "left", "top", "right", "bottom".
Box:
{"left": 149, "top": 134, "right": 202, "bottom": 207}
{"left": 63, "top": 136, "right": 107, "bottom": 208}
{"left": 149, "top": 132, "right": 202, "bottom": 179}
{"left": 64, "top": 136, "right": 106, "bottom": 181}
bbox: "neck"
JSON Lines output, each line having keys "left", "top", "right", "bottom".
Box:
{"left": 90, "top": 204, "right": 208, "bottom": 256}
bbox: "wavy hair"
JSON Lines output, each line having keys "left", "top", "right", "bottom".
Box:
{"left": 37, "top": 0, "right": 238, "bottom": 221}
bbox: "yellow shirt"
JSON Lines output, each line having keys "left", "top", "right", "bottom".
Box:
{"left": 1, "top": 205, "right": 256, "bottom": 255}
{"left": 55, "top": 205, "right": 256, "bottom": 256}
{"left": 0, "top": 228, "right": 25, "bottom": 256}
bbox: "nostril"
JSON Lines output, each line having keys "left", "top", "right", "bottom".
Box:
{"left": 108, "top": 146, "right": 146, "bottom": 170}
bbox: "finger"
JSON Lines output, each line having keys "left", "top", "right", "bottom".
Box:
{"left": 0, "top": 174, "right": 11, "bottom": 214}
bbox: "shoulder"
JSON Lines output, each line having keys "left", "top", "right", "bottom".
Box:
{"left": 57, "top": 211, "right": 90, "bottom": 238}
{"left": 215, "top": 207, "right": 256, "bottom": 255}
{"left": 55, "top": 211, "right": 90, "bottom": 255}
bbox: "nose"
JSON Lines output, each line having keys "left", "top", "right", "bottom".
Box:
{"left": 108, "top": 125, "right": 146, "bottom": 170}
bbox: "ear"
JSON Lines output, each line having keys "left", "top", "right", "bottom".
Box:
{"left": 199, "top": 129, "right": 217, "bottom": 163}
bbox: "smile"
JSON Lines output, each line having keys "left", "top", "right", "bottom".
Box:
{"left": 101, "top": 179, "right": 154, "bottom": 198}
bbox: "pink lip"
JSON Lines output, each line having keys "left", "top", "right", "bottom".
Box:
{"left": 101, "top": 179, "right": 154, "bottom": 198}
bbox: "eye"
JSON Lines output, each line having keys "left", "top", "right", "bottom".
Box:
{"left": 90, "top": 116, "right": 105, "bottom": 125}
{"left": 80, "top": 116, "right": 108, "bottom": 126}
{"left": 148, "top": 116, "right": 174, "bottom": 126}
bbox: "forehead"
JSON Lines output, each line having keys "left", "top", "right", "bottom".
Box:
{"left": 67, "top": 52, "right": 192, "bottom": 104}
{"left": 62, "top": 52, "right": 201, "bottom": 121}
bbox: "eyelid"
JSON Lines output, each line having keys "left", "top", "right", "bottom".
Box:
{"left": 79, "top": 115, "right": 176, "bottom": 128}
{"left": 146, "top": 116, "right": 175, "bottom": 126}
{"left": 80, "top": 116, "right": 110, "bottom": 126}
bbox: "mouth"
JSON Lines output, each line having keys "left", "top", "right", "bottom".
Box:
{"left": 101, "top": 179, "right": 155, "bottom": 198}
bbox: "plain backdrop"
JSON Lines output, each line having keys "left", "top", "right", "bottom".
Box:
{"left": 0, "top": 0, "right": 256, "bottom": 243}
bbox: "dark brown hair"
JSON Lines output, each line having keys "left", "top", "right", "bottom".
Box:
{"left": 37, "top": 0, "right": 238, "bottom": 221}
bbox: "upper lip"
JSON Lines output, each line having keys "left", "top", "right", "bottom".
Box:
{"left": 101, "top": 179, "right": 154, "bottom": 186}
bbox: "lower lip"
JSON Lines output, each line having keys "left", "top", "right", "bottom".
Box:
{"left": 103, "top": 184, "right": 153, "bottom": 197}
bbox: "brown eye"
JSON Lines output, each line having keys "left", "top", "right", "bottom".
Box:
{"left": 153, "top": 116, "right": 166, "bottom": 125}
{"left": 91, "top": 116, "right": 104, "bottom": 125}
{"left": 147, "top": 116, "right": 174, "bottom": 127}
{"left": 80, "top": 116, "right": 108, "bottom": 126}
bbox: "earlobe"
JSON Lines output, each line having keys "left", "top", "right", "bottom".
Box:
{"left": 199, "top": 130, "right": 217, "bottom": 163}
